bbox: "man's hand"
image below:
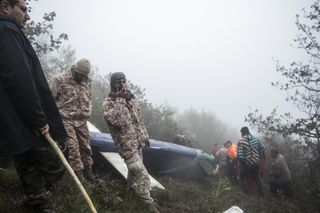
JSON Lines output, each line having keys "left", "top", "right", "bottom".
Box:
{"left": 115, "top": 84, "right": 126, "bottom": 97}
{"left": 38, "top": 124, "right": 49, "bottom": 135}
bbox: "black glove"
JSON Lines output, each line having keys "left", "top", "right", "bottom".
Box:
{"left": 118, "top": 90, "right": 134, "bottom": 101}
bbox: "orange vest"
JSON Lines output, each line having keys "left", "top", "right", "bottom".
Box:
{"left": 227, "top": 143, "right": 237, "bottom": 159}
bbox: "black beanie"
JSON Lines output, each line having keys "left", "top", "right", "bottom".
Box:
{"left": 110, "top": 72, "right": 126, "bottom": 91}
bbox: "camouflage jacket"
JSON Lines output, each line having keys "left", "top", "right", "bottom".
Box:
{"left": 103, "top": 96, "right": 149, "bottom": 159}
{"left": 50, "top": 70, "right": 92, "bottom": 127}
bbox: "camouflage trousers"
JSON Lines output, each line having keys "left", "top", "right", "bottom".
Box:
{"left": 125, "top": 150, "right": 154, "bottom": 205}
{"left": 12, "top": 143, "right": 64, "bottom": 206}
{"left": 64, "top": 122, "right": 93, "bottom": 172}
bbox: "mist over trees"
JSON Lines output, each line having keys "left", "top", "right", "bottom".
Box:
{"left": 24, "top": 0, "right": 71, "bottom": 80}
{"left": 2, "top": 0, "right": 320, "bottom": 212}
{"left": 22, "top": 1, "right": 239, "bottom": 153}
{"left": 177, "top": 108, "right": 238, "bottom": 152}
{"left": 246, "top": 0, "right": 320, "bottom": 207}
{"left": 23, "top": 4, "right": 237, "bottom": 150}
{"left": 89, "top": 70, "right": 236, "bottom": 151}
{"left": 24, "top": 0, "right": 67, "bottom": 54}
{"left": 246, "top": 0, "right": 320, "bottom": 157}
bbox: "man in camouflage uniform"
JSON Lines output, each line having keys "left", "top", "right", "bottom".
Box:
{"left": 50, "top": 59, "right": 96, "bottom": 181}
{"left": 103, "top": 72, "right": 159, "bottom": 213}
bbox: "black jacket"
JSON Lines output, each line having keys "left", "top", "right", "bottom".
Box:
{"left": 0, "top": 15, "right": 68, "bottom": 155}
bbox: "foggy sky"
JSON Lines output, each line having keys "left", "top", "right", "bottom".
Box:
{"left": 31, "top": 0, "right": 307, "bottom": 130}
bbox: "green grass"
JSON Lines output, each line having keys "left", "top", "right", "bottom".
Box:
{"left": 0, "top": 159, "right": 318, "bottom": 213}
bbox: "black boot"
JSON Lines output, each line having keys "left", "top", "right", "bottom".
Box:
{"left": 24, "top": 199, "right": 56, "bottom": 213}
{"left": 146, "top": 202, "right": 160, "bottom": 213}
{"left": 84, "top": 167, "right": 97, "bottom": 183}
{"left": 35, "top": 201, "right": 56, "bottom": 213}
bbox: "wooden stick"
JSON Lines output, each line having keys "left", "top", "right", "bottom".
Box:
{"left": 44, "top": 133, "right": 97, "bottom": 213}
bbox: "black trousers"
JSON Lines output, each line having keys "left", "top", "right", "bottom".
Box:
{"left": 12, "top": 143, "right": 64, "bottom": 205}
{"left": 238, "top": 163, "right": 264, "bottom": 197}
{"left": 270, "top": 181, "right": 292, "bottom": 198}
{"left": 226, "top": 157, "right": 237, "bottom": 182}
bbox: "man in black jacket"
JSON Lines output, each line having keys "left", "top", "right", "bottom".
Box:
{"left": 0, "top": 0, "right": 68, "bottom": 212}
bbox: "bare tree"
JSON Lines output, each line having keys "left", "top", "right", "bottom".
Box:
{"left": 246, "top": 0, "right": 320, "bottom": 158}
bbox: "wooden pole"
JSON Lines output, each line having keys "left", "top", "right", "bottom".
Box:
{"left": 44, "top": 133, "right": 97, "bottom": 213}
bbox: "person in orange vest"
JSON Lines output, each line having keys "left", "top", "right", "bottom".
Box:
{"left": 224, "top": 141, "right": 238, "bottom": 182}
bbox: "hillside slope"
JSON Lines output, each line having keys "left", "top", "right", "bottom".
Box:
{"left": 0, "top": 158, "right": 313, "bottom": 213}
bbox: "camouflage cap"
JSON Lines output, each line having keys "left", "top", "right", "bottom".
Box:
{"left": 75, "top": 58, "right": 91, "bottom": 76}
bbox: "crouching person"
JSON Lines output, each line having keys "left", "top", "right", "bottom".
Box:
{"left": 103, "top": 72, "right": 160, "bottom": 213}
{"left": 0, "top": 0, "right": 68, "bottom": 211}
